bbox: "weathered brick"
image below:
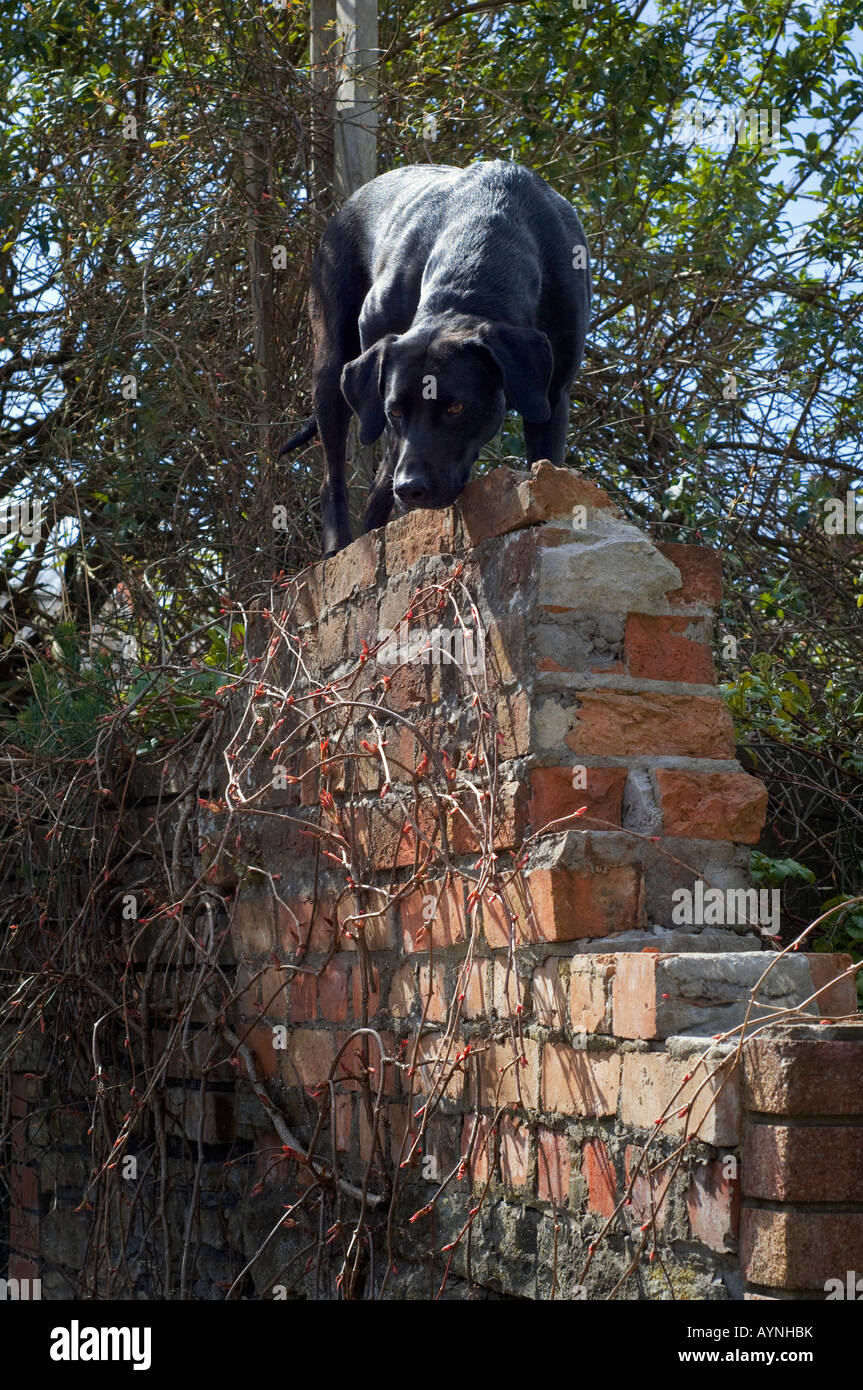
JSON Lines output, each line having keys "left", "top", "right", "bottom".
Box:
{"left": 401, "top": 878, "right": 467, "bottom": 951}
{"left": 9, "top": 1164, "right": 38, "bottom": 1211}
{"left": 323, "top": 531, "right": 379, "bottom": 606}
{"left": 655, "top": 769, "right": 767, "bottom": 843}
{"left": 624, "top": 614, "right": 716, "bottom": 684}
{"left": 283, "top": 1027, "right": 335, "bottom": 1089}
{"left": 472, "top": 1039, "right": 539, "bottom": 1108}
{"left": 537, "top": 1128, "right": 571, "bottom": 1204}
{"left": 419, "top": 961, "right": 448, "bottom": 1023}
{"left": 290, "top": 972, "right": 317, "bottom": 1023}
{"left": 743, "top": 1031, "right": 863, "bottom": 1116}
{"left": 742, "top": 1209, "right": 863, "bottom": 1290}
{"left": 687, "top": 1160, "right": 739, "bottom": 1252}
{"left": 581, "top": 1137, "right": 617, "bottom": 1216}
{"left": 389, "top": 963, "right": 417, "bottom": 1019}
{"left": 624, "top": 1143, "right": 670, "bottom": 1231}
{"left": 533, "top": 958, "right": 568, "bottom": 1028}
{"left": 460, "top": 959, "right": 490, "bottom": 1019}
{"left": 743, "top": 1124, "right": 863, "bottom": 1202}
{"left": 806, "top": 953, "right": 859, "bottom": 1018}
{"left": 526, "top": 865, "right": 644, "bottom": 941}
{"left": 406, "top": 1031, "right": 465, "bottom": 1103}
{"left": 620, "top": 1051, "right": 740, "bottom": 1146}
{"left": 492, "top": 959, "right": 523, "bottom": 1018}
{"left": 457, "top": 462, "right": 616, "bottom": 546}
{"left": 657, "top": 543, "right": 723, "bottom": 608}
{"left": 564, "top": 691, "right": 736, "bottom": 759}
{"left": 352, "top": 960, "right": 381, "bottom": 1020}
{"left": 499, "top": 1116, "right": 529, "bottom": 1188}
{"left": 245, "top": 1024, "right": 279, "bottom": 1081}
{"left": 385, "top": 507, "right": 457, "bottom": 574}
{"left": 461, "top": 1113, "right": 493, "bottom": 1187}
{"left": 541, "top": 1044, "right": 621, "bottom": 1117}
{"left": 276, "top": 894, "right": 338, "bottom": 956}
{"left": 527, "top": 766, "right": 627, "bottom": 834}
{"left": 570, "top": 955, "right": 615, "bottom": 1034}
{"left": 318, "top": 959, "right": 350, "bottom": 1022}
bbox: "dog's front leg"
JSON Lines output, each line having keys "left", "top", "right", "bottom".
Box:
{"left": 523, "top": 391, "right": 571, "bottom": 467}
{"left": 362, "top": 427, "right": 397, "bottom": 533}
{"left": 315, "top": 367, "right": 354, "bottom": 556}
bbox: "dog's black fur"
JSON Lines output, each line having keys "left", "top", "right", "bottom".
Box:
{"left": 281, "top": 160, "right": 590, "bottom": 556}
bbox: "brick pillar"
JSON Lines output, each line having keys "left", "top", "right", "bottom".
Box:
{"left": 7, "top": 1074, "right": 40, "bottom": 1293}
{"left": 742, "top": 1021, "right": 863, "bottom": 1298}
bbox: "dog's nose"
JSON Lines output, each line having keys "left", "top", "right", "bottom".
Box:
{"left": 394, "top": 475, "right": 432, "bottom": 507}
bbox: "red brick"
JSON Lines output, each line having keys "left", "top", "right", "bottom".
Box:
{"left": 538, "top": 1128, "right": 572, "bottom": 1204}
{"left": 318, "top": 959, "right": 350, "bottom": 1022}
{"left": 624, "top": 613, "right": 716, "bottom": 684}
{"left": 401, "top": 878, "right": 467, "bottom": 951}
{"left": 743, "top": 1124, "right": 863, "bottom": 1202}
{"left": 457, "top": 463, "right": 616, "bottom": 547}
{"left": 338, "top": 887, "right": 394, "bottom": 952}
{"left": 389, "top": 963, "right": 417, "bottom": 1019}
{"left": 541, "top": 1045, "right": 621, "bottom": 1116}
{"left": 742, "top": 1209, "right": 863, "bottom": 1290}
{"left": 461, "top": 1113, "right": 493, "bottom": 1187}
{"left": 527, "top": 865, "right": 644, "bottom": 941}
{"left": 620, "top": 1051, "right": 740, "bottom": 1146}
{"left": 277, "top": 894, "right": 337, "bottom": 956}
{"left": 323, "top": 531, "right": 379, "bottom": 605}
{"left": 612, "top": 953, "right": 660, "bottom": 1039}
{"left": 339, "top": 1029, "right": 397, "bottom": 1097}
{"left": 255, "top": 1130, "right": 293, "bottom": 1185}
{"left": 533, "top": 958, "right": 567, "bottom": 1028}
{"left": 527, "top": 766, "right": 627, "bottom": 834}
{"left": 687, "top": 1161, "right": 739, "bottom": 1252}
{"left": 624, "top": 1144, "right": 670, "bottom": 1231}
{"left": 581, "top": 1137, "right": 617, "bottom": 1215}
{"left": 9, "top": 1207, "right": 38, "bottom": 1256}
{"left": 352, "top": 961, "right": 381, "bottom": 1020}
{"left": 418, "top": 961, "right": 447, "bottom": 1023}
{"left": 492, "top": 959, "right": 523, "bottom": 1017}
{"left": 459, "top": 959, "right": 490, "bottom": 1020}
{"left": 406, "top": 1031, "right": 465, "bottom": 1103}
{"left": 472, "top": 1039, "right": 539, "bottom": 1108}
{"left": 570, "top": 956, "right": 615, "bottom": 1033}
{"left": 493, "top": 690, "right": 531, "bottom": 760}
{"left": 385, "top": 507, "right": 457, "bottom": 574}
{"left": 334, "top": 1093, "right": 352, "bottom": 1152}
{"left": 499, "top": 1116, "right": 529, "bottom": 1188}
{"left": 290, "top": 971, "right": 317, "bottom": 1023}
{"left": 657, "top": 543, "right": 723, "bottom": 608}
{"left": 448, "top": 780, "right": 528, "bottom": 854}
{"left": 259, "top": 965, "right": 291, "bottom": 1018}
{"left": 10, "top": 1164, "right": 38, "bottom": 1210}
{"left": 655, "top": 769, "right": 767, "bottom": 843}
{"left": 743, "top": 1033, "right": 863, "bottom": 1116}
{"left": 806, "top": 953, "right": 859, "bottom": 1018}
{"left": 356, "top": 1103, "right": 384, "bottom": 1163}
{"left": 245, "top": 1024, "right": 280, "bottom": 1081}
{"left": 230, "top": 893, "right": 275, "bottom": 955}
{"left": 8, "top": 1256, "right": 39, "bottom": 1284}
{"left": 283, "top": 563, "right": 323, "bottom": 627}
{"left": 283, "top": 1027, "right": 335, "bottom": 1088}
{"left": 564, "top": 691, "right": 736, "bottom": 759}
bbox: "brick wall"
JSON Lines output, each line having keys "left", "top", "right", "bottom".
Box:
{"left": 4, "top": 462, "right": 860, "bottom": 1300}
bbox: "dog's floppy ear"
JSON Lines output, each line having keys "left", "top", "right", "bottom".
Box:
{"left": 340, "top": 335, "right": 397, "bottom": 444}
{"left": 463, "top": 322, "right": 553, "bottom": 423}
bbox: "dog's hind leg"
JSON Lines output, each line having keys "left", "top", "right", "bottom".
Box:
{"left": 523, "top": 390, "right": 571, "bottom": 467}
{"left": 309, "top": 272, "right": 364, "bottom": 556}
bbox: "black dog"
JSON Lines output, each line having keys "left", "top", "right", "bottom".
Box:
{"left": 280, "top": 160, "right": 590, "bottom": 556}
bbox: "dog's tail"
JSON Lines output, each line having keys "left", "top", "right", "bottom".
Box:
{"left": 277, "top": 417, "right": 318, "bottom": 457}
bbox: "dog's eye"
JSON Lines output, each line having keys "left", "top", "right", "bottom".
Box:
{"left": 388, "top": 405, "right": 402, "bottom": 418}
{"left": 447, "top": 402, "right": 463, "bottom": 415}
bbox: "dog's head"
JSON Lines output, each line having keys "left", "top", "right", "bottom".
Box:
{"left": 340, "top": 316, "right": 553, "bottom": 511}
